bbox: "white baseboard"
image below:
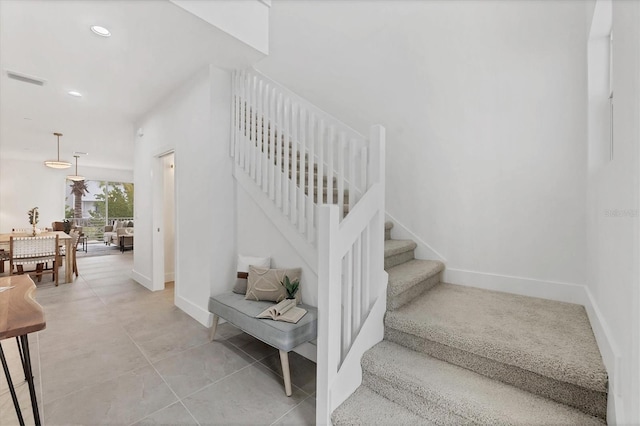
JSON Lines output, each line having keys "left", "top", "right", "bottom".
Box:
{"left": 175, "top": 294, "right": 213, "bottom": 327}
{"left": 131, "top": 269, "right": 152, "bottom": 290}
{"left": 443, "top": 268, "right": 588, "bottom": 305}
{"left": 385, "top": 212, "right": 446, "bottom": 262}
{"left": 165, "top": 272, "right": 175, "bottom": 282}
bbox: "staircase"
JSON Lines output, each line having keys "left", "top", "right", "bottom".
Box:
{"left": 231, "top": 69, "right": 608, "bottom": 424}
{"left": 332, "top": 222, "right": 608, "bottom": 425}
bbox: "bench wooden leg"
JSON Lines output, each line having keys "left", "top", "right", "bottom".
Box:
{"left": 279, "top": 349, "right": 292, "bottom": 397}
{"left": 209, "top": 315, "right": 220, "bottom": 341}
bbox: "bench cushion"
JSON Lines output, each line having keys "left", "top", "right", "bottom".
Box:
{"left": 209, "top": 292, "right": 317, "bottom": 352}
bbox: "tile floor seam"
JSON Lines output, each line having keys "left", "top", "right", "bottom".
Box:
{"left": 117, "top": 316, "right": 202, "bottom": 426}
{"left": 143, "top": 338, "right": 211, "bottom": 365}
{"left": 269, "top": 392, "right": 315, "bottom": 425}
{"left": 176, "top": 361, "right": 258, "bottom": 402}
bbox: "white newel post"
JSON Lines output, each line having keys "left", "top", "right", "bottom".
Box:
{"left": 317, "top": 204, "right": 341, "bottom": 425}
{"left": 369, "top": 125, "right": 386, "bottom": 299}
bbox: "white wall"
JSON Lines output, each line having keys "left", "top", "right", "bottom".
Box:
{"left": 236, "top": 185, "right": 318, "bottom": 307}
{"left": 586, "top": 1, "right": 640, "bottom": 424}
{"left": 133, "top": 66, "right": 235, "bottom": 326}
{"left": 170, "top": 0, "right": 269, "bottom": 55}
{"left": 257, "top": 0, "right": 588, "bottom": 294}
{"left": 0, "top": 158, "right": 132, "bottom": 233}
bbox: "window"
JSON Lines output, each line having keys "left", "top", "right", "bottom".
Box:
{"left": 65, "top": 180, "right": 134, "bottom": 241}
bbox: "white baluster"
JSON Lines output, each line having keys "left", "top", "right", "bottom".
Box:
{"left": 353, "top": 233, "right": 362, "bottom": 334}
{"left": 307, "top": 114, "right": 315, "bottom": 243}
{"left": 298, "top": 108, "right": 306, "bottom": 234}
{"left": 255, "top": 79, "right": 262, "bottom": 184}
{"left": 360, "top": 146, "right": 368, "bottom": 198}
{"left": 239, "top": 71, "right": 245, "bottom": 168}
{"left": 362, "top": 223, "right": 371, "bottom": 313}
{"left": 275, "top": 93, "right": 283, "bottom": 208}
{"left": 269, "top": 88, "right": 276, "bottom": 200}
{"left": 230, "top": 71, "right": 235, "bottom": 157}
{"left": 338, "top": 132, "right": 346, "bottom": 221}
{"left": 327, "top": 126, "right": 335, "bottom": 206}
{"left": 348, "top": 138, "right": 356, "bottom": 212}
{"left": 290, "top": 103, "right": 298, "bottom": 225}
{"left": 262, "top": 83, "right": 270, "bottom": 193}
{"left": 343, "top": 250, "right": 353, "bottom": 360}
{"left": 283, "top": 99, "right": 290, "bottom": 217}
{"left": 245, "top": 73, "right": 252, "bottom": 174}
{"left": 317, "top": 120, "right": 325, "bottom": 205}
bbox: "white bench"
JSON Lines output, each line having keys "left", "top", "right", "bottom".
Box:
{"left": 208, "top": 292, "right": 318, "bottom": 396}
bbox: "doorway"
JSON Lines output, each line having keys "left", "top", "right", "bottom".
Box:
{"left": 152, "top": 151, "right": 176, "bottom": 295}
{"left": 163, "top": 153, "right": 176, "bottom": 286}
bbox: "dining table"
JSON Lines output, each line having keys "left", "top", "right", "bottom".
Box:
{"left": 0, "top": 274, "right": 45, "bottom": 425}
{"left": 0, "top": 231, "right": 73, "bottom": 284}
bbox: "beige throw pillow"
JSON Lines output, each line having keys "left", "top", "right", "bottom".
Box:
{"left": 245, "top": 266, "right": 302, "bottom": 303}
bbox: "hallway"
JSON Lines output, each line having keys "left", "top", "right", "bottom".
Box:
{"left": 0, "top": 253, "right": 316, "bottom": 425}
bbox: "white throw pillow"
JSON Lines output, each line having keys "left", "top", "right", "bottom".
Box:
{"left": 237, "top": 255, "right": 270, "bottom": 273}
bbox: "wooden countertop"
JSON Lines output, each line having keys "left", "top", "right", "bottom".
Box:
{"left": 0, "top": 275, "right": 46, "bottom": 340}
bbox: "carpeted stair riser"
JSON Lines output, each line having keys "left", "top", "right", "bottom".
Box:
{"left": 383, "top": 326, "right": 607, "bottom": 419}
{"left": 384, "top": 249, "right": 414, "bottom": 270}
{"left": 331, "top": 387, "right": 435, "bottom": 426}
{"left": 387, "top": 272, "right": 440, "bottom": 311}
{"left": 386, "top": 259, "right": 444, "bottom": 311}
{"left": 384, "top": 221, "right": 393, "bottom": 241}
{"left": 361, "top": 342, "right": 605, "bottom": 426}
{"left": 362, "top": 372, "right": 472, "bottom": 425}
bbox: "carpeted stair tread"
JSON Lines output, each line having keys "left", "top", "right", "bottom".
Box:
{"left": 331, "top": 386, "right": 434, "bottom": 426}
{"left": 385, "top": 283, "right": 607, "bottom": 393}
{"left": 384, "top": 239, "right": 416, "bottom": 258}
{"left": 363, "top": 341, "right": 605, "bottom": 425}
{"left": 387, "top": 259, "right": 444, "bottom": 299}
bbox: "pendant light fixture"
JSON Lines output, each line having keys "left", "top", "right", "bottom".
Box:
{"left": 44, "top": 132, "right": 72, "bottom": 169}
{"left": 66, "top": 155, "right": 85, "bottom": 181}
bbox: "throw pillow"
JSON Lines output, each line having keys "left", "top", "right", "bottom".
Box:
{"left": 232, "top": 255, "right": 271, "bottom": 294}
{"left": 245, "top": 266, "right": 302, "bottom": 303}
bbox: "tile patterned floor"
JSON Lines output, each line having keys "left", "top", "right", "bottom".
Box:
{"left": 0, "top": 253, "right": 316, "bottom": 425}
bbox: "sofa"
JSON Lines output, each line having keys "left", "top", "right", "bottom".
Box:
{"left": 103, "top": 220, "right": 134, "bottom": 248}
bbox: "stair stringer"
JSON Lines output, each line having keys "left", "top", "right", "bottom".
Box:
{"left": 329, "top": 279, "right": 388, "bottom": 414}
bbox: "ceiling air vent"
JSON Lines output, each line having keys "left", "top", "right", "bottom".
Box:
{"left": 5, "top": 70, "right": 46, "bottom": 86}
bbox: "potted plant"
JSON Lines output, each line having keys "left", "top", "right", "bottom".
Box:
{"left": 281, "top": 275, "right": 300, "bottom": 301}
{"left": 28, "top": 207, "right": 39, "bottom": 236}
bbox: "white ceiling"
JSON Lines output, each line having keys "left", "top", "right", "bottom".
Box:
{"left": 0, "top": 0, "right": 263, "bottom": 170}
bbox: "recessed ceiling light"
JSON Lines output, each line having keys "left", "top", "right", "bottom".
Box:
{"left": 73, "top": 151, "right": 88, "bottom": 155}
{"left": 90, "top": 25, "right": 111, "bottom": 37}
{"left": 68, "top": 91, "right": 82, "bottom": 97}
{"left": 23, "top": 117, "right": 32, "bottom": 120}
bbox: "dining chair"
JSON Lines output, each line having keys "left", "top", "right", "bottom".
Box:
{"left": 60, "top": 230, "right": 80, "bottom": 278}
{"left": 0, "top": 244, "right": 9, "bottom": 273}
{"left": 9, "top": 235, "right": 60, "bottom": 285}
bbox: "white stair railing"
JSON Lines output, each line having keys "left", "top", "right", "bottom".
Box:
{"left": 231, "top": 69, "right": 386, "bottom": 424}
